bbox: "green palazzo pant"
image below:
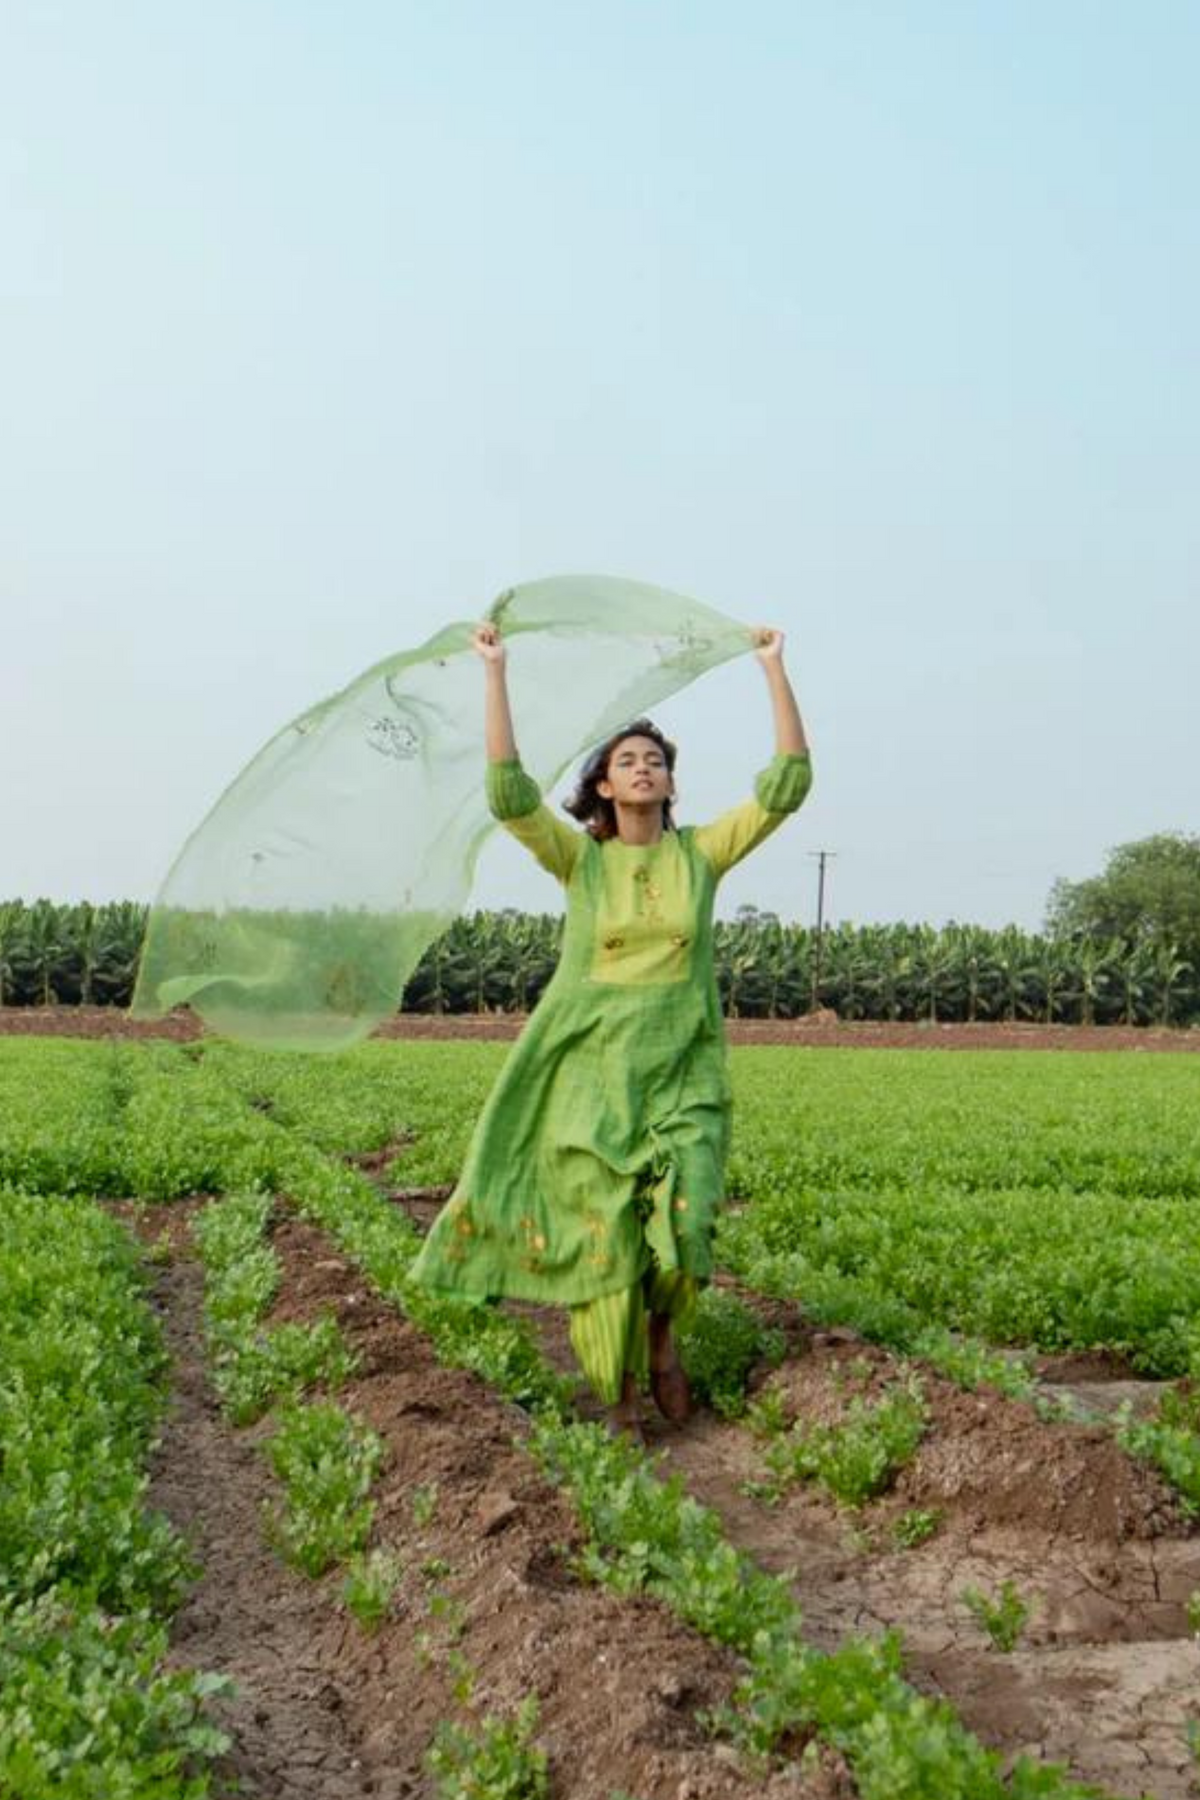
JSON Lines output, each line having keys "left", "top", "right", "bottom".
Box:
{"left": 569, "top": 1267, "right": 698, "bottom": 1404}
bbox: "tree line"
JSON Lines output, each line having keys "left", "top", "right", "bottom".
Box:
{"left": 1, "top": 897, "right": 1196, "bottom": 1026}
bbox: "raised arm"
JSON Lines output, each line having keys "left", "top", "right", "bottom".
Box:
{"left": 693, "top": 626, "right": 812, "bottom": 879}
{"left": 474, "top": 621, "right": 582, "bottom": 884}
{"left": 475, "top": 623, "right": 519, "bottom": 761}
{"left": 754, "top": 627, "right": 808, "bottom": 754}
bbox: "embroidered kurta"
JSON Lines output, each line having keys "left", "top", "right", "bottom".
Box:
{"left": 410, "top": 751, "right": 812, "bottom": 1307}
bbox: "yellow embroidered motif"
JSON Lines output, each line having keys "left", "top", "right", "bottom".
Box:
{"left": 632, "top": 866, "right": 663, "bottom": 921}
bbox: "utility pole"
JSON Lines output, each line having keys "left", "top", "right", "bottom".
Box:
{"left": 808, "top": 850, "right": 836, "bottom": 1013}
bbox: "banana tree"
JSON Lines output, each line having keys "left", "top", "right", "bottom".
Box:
{"left": 1151, "top": 942, "right": 1193, "bottom": 1027}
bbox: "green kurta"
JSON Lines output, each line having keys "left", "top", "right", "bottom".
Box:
{"left": 410, "top": 751, "right": 813, "bottom": 1307}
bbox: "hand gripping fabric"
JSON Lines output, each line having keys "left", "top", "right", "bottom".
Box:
{"left": 132, "top": 575, "right": 756, "bottom": 1049}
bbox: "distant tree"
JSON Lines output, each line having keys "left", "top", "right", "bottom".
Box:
{"left": 1046, "top": 833, "right": 1200, "bottom": 952}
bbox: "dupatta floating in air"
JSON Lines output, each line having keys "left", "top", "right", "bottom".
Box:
{"left": 132, "top": 575, "right": 756, "bottom": 1049}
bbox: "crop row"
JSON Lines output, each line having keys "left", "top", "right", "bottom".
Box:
{"left": 4, "top": 1040, "right": 1199, "bottom": 1382}
{"left": 0, "top": 1184, "right": 228, "bottom": 1796}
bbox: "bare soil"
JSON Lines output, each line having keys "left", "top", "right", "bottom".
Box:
{"left": 136, "top": 1203, "right": 851, "bottom": 1800}
{"left": 7, "top": 1004, "right": 1200, "bottom": 1052}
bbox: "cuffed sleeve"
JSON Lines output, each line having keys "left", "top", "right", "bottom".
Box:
{"left": 693, "top": 751, "right": 813, "bottom": 879}
{"left": 754, "top": 750, "right": 813, "bottom": 815}
{"left": 486, "top": 758, "right": 543, "bottom": 821}
{"left": 485, "top": 759, "right": 583, "bottom": 883}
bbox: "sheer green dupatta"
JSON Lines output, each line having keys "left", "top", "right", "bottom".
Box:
{"left": 132, "top": 575, "right": 753, "bottom": 1049}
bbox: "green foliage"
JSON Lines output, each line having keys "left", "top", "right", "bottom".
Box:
{"left": 0, "top": 1183, "right": 228, "bottom": 1794}
{"left": 893, "top": 1509, "right": 940, "bottom": 1549}
{"left": 759, "top": 1378, "right": 929, "bottom": 1509}
{"left": 0, "top": 1597, "right": 231, "bottom": 1800}
{"left": 342, "top": 1548, "right": 404, "bottom": 1629}
{"left": 426, "top": 1696, "right": 549, "bottom": 1800}
{"left": 194, "top": 1191, "right": 357, "bottom": 1423}
{"left": 0, "top": 1037, "right": 1166, "bottom": 1800}
{"left": 961, "top": 1581, "right": 1033, "bottom": 1652}
{"left": 675, "top": 1288, "right": 784, "bottom": 1417}
{"left": 720, "top": 1050, "right": 1200, "bottom": 1382}
{"left": 746, "top": 1386, "right": 789, "bottom": 1438}
{"left": 1114, "top": 1404, "right": 1200, "bottom": 1514}
{"left": 7, "top": 889, "right": 1200, "bottom": 1021}
{"left": 263, "top": 1402, "right": 385, "bottom": 1576}
{"left": 1046, "top": 833, "right": 1200, "bottom": 953}
{"left": 0, "top": 1188, "right": 193, "bottom": 1617}
{"left": 0, "top": 898, "right": 146, "bottom": 1007}
{"left": 216, "top": 1315, "right": 359, "bottom": 1425}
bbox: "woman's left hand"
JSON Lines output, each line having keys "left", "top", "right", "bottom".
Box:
{"left": 752, "top": 626, "right": 786, "bottom": 664}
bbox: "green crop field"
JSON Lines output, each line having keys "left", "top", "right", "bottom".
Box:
{"left": 3, "top": 1033, "right": 1200, "bottom": 1799}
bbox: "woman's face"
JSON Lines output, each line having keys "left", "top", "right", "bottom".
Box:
{"left": 597, "top": 734, "right": 674, "bottom": 812}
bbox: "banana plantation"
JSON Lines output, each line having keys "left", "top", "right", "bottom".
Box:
{"left": 1, "top": 898, "right": 1196, "bottom": 1025}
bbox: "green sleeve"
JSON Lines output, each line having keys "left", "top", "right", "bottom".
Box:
{"left": 754, "top": 751, "right": 813, "bottom": 815}
{"left": 693, "top": 752, "right": 813, "bottom": 879}
{"left": 486, "top": 758, "right": 543, "bottom": 821}
{"left": 485, "top": 759, "right": 583, "bottom": 884}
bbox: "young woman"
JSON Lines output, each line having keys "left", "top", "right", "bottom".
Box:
{"left": 410, "top": 621, "right": 812, "bottom": 1437}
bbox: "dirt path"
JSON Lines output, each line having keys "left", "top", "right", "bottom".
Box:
{"left": 144, "top": 1207, "right": 404, "bottom": 1800}
{"left": 381, "top": 1193, "right": 1200, "bottom": 1800}
{"left": 8, "top": 1004, "right": 1200, "bottom": 1051}
{"left": 138, "top": 1204, "right": 851, "bottom": 1800}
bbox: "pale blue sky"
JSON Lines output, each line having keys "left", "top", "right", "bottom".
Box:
{"left": 3, "top": 2, "right": 1196, "bottom": 929}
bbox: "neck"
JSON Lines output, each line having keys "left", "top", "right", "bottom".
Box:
{"left": 613, "top": 803, "right": 665, "bottom": 846}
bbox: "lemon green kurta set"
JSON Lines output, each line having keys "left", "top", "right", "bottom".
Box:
{"left": 410, "top": 749, "right": 813, "bottom": 1400}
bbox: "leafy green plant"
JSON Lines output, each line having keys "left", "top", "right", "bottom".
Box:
{"left": 0, "top": 1184, "right": 229, "bottom": 1794}
{"left": 745, "top": 1386, "right": 788, "bottom": 1437}
{"left": 892, "top": 1508, "right": 940, "bottom": 1549}
{"left": 263, "top": 1402, "right": 385, "bottom": 1576}
{"left": 426, "top": 1696, "right": 549, "bottom": 1800}
{"left": 961, "top": 1580, "right": 1033, "bottom": 1652}
{"left": 0, "top": 1596, "right": 232, "bottom": 1799}
{"left": 1114, "top": 1403, "right": 1200, "bottom": 1514}
{"left": 1186, "top": 1590, "right": 1200, "bottom": 1638}
{"left": 212, "top": 1314, "right": 358, "bottom": 1425}
{"left": 761, "top": 1377, "right": 929, "bottom": 1509}
{"left": 342, "top": 1548, "right": 404, "bottom": 1628}
{"left": 675, "top": 1288, "right": 785, "bottom": 1418}
{"left": 194, "top": 1192, "right": 358, "bottom": 1424}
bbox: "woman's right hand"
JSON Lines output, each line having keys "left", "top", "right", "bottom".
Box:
{"left": 473, "top": 622, "right": 506, "bottom": 665}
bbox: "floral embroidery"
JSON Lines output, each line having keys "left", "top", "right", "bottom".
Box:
{"left": 367, "top": 717, "right": 420, "bottom": 761}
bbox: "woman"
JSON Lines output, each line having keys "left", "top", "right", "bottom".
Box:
{"left": 410, "top": 620, "right": 812, "bottom": 1437}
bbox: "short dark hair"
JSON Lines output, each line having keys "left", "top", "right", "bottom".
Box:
{"left": 563, "top": 718, "right": 678, "bottom": 841}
